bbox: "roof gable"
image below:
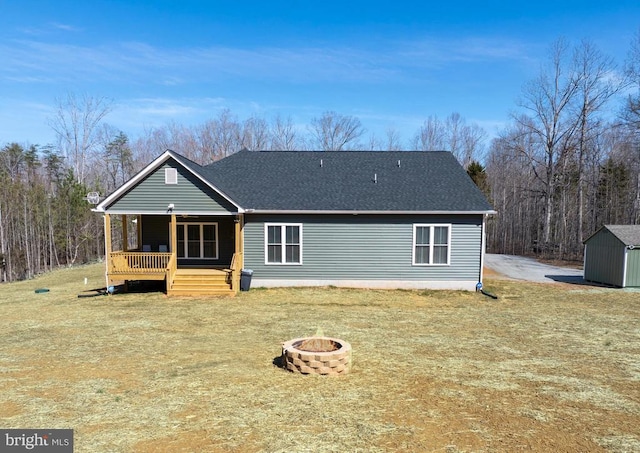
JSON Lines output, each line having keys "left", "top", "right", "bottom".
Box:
{"left": 96, "top": 150, "right": 241, "bottom": 213}
{"left": 201, "top": 150, "right": 494, "bottom": 213}
{"left": 107, "top": 159, "right": 238, "bottom": 214}
{"left": 603, "top": 225, "right": 640, "bottom": 246}
{"left": 584, "top": 225, "right": 640, "bottom": 246}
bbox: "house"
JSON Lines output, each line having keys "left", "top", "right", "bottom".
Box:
{"left": 95, "top": 149, "right": 495, "bottom": 295}
{"left": 583, "top": 225, "right": 640, "bottom": 287}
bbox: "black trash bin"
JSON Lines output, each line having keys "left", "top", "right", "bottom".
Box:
{"left": 240, "top": 269, "right": 253, "bottom": 291}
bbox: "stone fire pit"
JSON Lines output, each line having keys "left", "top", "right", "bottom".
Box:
{"left": 281, "top": 336, "right": 351, "bottom": 376}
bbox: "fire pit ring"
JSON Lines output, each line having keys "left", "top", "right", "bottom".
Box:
{"left": 281, "top": 336, "right": 351, "bottom": 376}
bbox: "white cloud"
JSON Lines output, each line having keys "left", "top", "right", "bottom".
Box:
{"left": 397, "top": 36, "right": 535, "bottom": 66}
{"left": 0, "top": 34, "right": 532, "bottom": 89}
{"left": 50, "top": 22, "right": 81, "bottom": 32}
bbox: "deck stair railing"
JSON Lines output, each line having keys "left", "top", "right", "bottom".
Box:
{"left": 165, "top": 253, "right": 177, "bottom": 290}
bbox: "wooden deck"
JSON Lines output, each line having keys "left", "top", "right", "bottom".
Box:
{"left": 107, "top": 251, "right": 238, "bottom": 296}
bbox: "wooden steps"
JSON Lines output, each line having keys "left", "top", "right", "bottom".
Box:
{"left": 168, "top": 269, "right": 234, "bottom": 296}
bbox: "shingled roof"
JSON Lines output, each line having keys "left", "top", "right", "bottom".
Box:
{"left": 199, "top": 150, "right": 493, "bottom": 213}
{"left": 599, "top": 225, "right": 640, "bottom": 246}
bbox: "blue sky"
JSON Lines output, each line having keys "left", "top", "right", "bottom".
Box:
{"left": 0, "top": 0, "right": 638, "bottom": 149}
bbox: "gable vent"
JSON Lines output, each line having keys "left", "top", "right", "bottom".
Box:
{"left": 165, "top": 168, "right": 178, "bottom": 185}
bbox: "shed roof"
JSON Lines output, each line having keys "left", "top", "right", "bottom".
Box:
{"left": 600, "top": 225, "right": 640, "bottom": 246}
{"left": 200, "top": 150, "right": 494, "bottom": 212}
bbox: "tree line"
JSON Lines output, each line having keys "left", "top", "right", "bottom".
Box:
{"left": 485, "top": 37, "right": 640, "bottom": 259}
{"left": 1, "top": 33, "right": 639, "bottom": 282}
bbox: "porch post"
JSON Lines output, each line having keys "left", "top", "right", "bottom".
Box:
{"left": 233, "top": 215, "right": 242, "bottom": 292}
{"left": 137, "top": 215, "right": 142, "bottom": 249}
{"left": 234, "top": 216, "right": 241, "bottom": 257}
{"left": 170, "top": 214, "right": 177, "bottom": 255}
{"left": 239, "top": 213, "right": 244, "bottom": 269}
{"left": 104, "top": 214, "right": 112, "bottom": 257}
{"left": 122, "top": 214, "right": 128, "bottom": 252}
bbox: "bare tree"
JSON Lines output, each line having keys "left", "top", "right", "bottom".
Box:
{"left": 513, "top": 38, "right": 581, "bottom": 245}
{"left": 309, "top": 111, "right": 365, "bottom": 151}
{"left": 623, "top": 29, "right": 640, "bottom": 222}
{"left": 49, "top": 93, "right": 113, "bottom": 184}
{"left": 365, "top": 127, "right": 404, "bottom": 151}
{"left": 197, "top": 109, "right": 242, "bottom": 161}
{"left": 412, "top": 113, "right": 486, "bottom": 166}
{"left": 365, "top": 132, "right": 383, "bottom": 151}
{"left": 445, "top": 113, "right": 487, "bottom": 167}
{"left": 412, "top": 116, "right": 446, "bottom": 151}
{"left": 385, "top": 127, "right": 404, "bottom": 151}
{"left": 270, "top": 115, "right": 301, "bottom": 150}
{"left": 572, "top": 40, "right": 623, "bottom": 245}
{"left": 239, "top": 116, "right": 270, "bottom": 151}
{"left": 623, "top": 28, "right": 640, "bottom": 128}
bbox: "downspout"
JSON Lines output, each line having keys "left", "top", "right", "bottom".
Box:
{"left": 479, "top": 214, "right": 487, "bottom": 285}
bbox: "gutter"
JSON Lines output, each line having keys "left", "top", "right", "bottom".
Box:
{"left": 244, "top": 209, "right": 497, "bottom": 215}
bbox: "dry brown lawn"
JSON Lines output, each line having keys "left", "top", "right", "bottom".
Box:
{"left": 1, "top": 263, "right": 639, "bottom": 452}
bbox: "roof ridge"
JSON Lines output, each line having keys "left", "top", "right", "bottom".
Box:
{"left": 166, "top": 149, "right": 203, "bottom": 169}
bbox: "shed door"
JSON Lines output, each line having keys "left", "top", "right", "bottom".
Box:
{"left": 626, "top": 249, "right": 640, "bottom": 287}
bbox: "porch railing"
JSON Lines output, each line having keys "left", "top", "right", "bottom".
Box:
{"left": 110, "top": 251, "right": 173, "bottom": 274}
{"left": 165, "top": 253, "right": 177, "bottom": 289}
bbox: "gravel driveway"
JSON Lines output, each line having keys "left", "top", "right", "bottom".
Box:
{"left": 484, "top": 253, "right": 584, "bottom": 283}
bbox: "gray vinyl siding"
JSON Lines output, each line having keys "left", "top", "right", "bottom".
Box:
{"left": 107, "top": 159, "right": 237, "bottom": 214}
{"left": 243, "top": 214, "right": 483, "bottom": 282}
{"left": 584, "top": 230, "right": 626, "bottom": 287}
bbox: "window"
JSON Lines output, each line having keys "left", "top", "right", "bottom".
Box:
{"left": 413, "top": 224, "right": 451, "bottom": 265}
{"left": 176, "top": 223, "right": 218, "bottom": 259}
{"left": 265, "top": 224, "right": 302, "bottom": 264}
{"left": 165, "top": 168, "right": 178, "bottom": 184}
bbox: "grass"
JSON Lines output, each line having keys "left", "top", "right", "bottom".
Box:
{"left": 1, "top": 263, "right": 639, "bottom": 452}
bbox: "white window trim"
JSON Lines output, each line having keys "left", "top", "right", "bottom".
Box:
{"left": 174, "top": 222, "right": 219, "bottom": 259}
{"left": 412, "top": 224, "right": 452, "bottom": 266}
{"left": 264, "top": 223, "right": 303, "bottom": 265}
{"left": 165, "top": 167, "right": 178, "bottom": 184}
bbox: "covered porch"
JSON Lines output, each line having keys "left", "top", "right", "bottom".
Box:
{"left": 104, "top": 213, "right": 244, "bottom": 296}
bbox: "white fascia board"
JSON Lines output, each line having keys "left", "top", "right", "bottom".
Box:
{"left": 247, "top": 209, "right": 496, "bottom": 215}
{"left": 94, "top": 149, "right": 243, "bottom": 213}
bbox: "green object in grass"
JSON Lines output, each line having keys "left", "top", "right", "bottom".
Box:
{"left": 34, "top": 288, "right": 50, "bottom": 294}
